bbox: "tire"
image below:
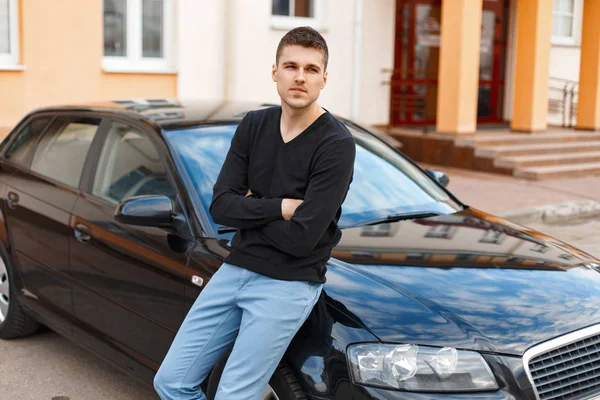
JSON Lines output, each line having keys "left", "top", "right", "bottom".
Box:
{"left": 0, "top": 253, "right": 39, "bottom": 339}
{"left": 269, "top": 361, "right": 308, "bottom": 400}
{"left": 206, "top": 355, "right": 307, "bottom": 400}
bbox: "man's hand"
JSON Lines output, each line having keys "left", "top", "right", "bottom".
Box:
{"left": 281, "top": 199, "right": 303, "bottom": 221}
{"left": 245, "top": 188, "right": 253, "bottom": 197}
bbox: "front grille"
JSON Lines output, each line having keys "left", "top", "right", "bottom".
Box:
{"left": 525, "top": 325, "right": 600, "bottom": 400}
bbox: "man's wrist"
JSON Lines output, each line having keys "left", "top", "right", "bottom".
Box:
{"left": 265, "top": 198, "right": 284, "bottom": 219}
{"left": 243, "top": 194, "right": 283, "bottom": 220}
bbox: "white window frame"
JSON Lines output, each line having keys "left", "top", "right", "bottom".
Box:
{"left": 102, "top": 0, "right": 176, "bottom": 74}
{"left": 0, "top": 0, "right": 21, "bottom": 68}
{"left": 551, "top": 0, "right": 583, "bottom": 46}
{"left": 270, "top": 0, "right": 327, "bottom": 31}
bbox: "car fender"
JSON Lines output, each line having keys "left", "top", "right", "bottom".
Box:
{"left": 282, "top": 295, "right": 379, "bottom": 399}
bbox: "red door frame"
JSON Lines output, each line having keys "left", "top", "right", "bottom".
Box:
{"left": 390, "top": 0, "right": 509, "bottom": 126}
{"left": 478, "top": 0, "right": 508, "bottom": 124}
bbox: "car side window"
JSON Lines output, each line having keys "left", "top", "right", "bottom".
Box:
{"left": 92, "top": 121, "right": 176, "bottom": 204}
{"left": 30, "top": 117, "right": 101, "bottom": 188}
{"left": 4, "top": 116, "right": 52, "bottom": 166}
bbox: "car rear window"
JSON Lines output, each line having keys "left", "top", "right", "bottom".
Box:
{"left": 4, "top": 116, "right": 52, "bottom": 166}
{"left": 30, "top": 118, "right": 101, "bottom": 188}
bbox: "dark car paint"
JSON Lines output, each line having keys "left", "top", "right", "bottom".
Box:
{"left": 69, "top": 192, "right": 190, "bottom": 370}
{"left": 1, "top": 164, "right": 77, "bottom": 337}
{"left": 325, "top": 207, "right": 600, "bottom": 355}
{"left": 0, "top": 102, "right": 599, "bottom": 399}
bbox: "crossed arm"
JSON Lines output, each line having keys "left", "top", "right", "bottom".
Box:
{"left": 254, "top": 139, "right": 355, "bottom": 256}
{"left": 209, "top": 115, "right": 284, "bottom": 229}
{"left": 210, "top": 117, "right": 355, "bottom": 256}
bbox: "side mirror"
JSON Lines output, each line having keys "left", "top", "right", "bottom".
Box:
{"left": 426, "top": 169, "right": 450, "bottom": 187}
{"left": 115, "top": 195, "right": 175, "bottom": 227}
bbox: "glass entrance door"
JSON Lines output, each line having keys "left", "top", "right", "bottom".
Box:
{"left": 478, "top": 0, "right": 508, "bottom": 122}
{"left": 390, "top": 0, "right": 509, "bottom": 126}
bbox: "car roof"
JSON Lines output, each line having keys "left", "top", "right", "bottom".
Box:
{"left": 30, "top": 99, "right": 280, "bottom": 130}
{"left": 23, "top": 99, "right": 408, "bottom": 151}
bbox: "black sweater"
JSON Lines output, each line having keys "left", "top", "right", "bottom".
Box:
{"left": 209, "top": 106, "right": 355, "bottom": 283}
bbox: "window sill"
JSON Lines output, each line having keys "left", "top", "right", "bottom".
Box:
{"left": 102, "top": 66, "right": 178, "bottom": 75}
{"left": 270, "top": 16, "right": 327, "bottom": 32}
{"left": 551, "top": 38, "right": 580, "bottom": 48}
{"left": 551, "top": 42, "right": 580, "bottom": 48}
{"left": 0, "top": 64, "right": 26, "bottom": 71}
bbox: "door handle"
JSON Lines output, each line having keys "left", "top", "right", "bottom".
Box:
{"left": 7, "top": 192, "right": 19, "bottom": 209}
{"left": 191, "top": 275, "right": 204, "bottom": 287}
{"left": 74, "top": 223, "right": 92, "bottom": 244}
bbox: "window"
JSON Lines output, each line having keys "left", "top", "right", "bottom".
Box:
{"left": 0, "top": 0, "right": 19, "bottom": 67}
{"left": 552, "top": 0, "right": 582, "bottom": 46}
{"left": 103, "top": 0, "right": 175, "bottom": 73}
{"left": 273, "top": 0, "right": 314, "bottom": 18}
{"left": 31, "top": 118, "right": 101, "bottom": 188}
{"left": 479, "top": 229, "right": 506, "bottom": 245}
{"left": 424, "top": 225, "right": 457, "bottom": 239}
{"left": 360, "top": 224, "right": 395, "bottom": 237}
{"left": 530, "top": 244, "right": 550, "bottom": 254}
{"left": 4, "top": 116, "right": 52, "bottom": 166}
{"left": 92, "top": 122, "right": 175, "bottom": 204}
{"left": 271, "top": 0, "right": 325, "bottom": 31}
{"left": 456, "top": 254, "right": 478, "bottom": 262}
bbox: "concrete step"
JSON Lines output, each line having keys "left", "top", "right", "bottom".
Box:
{"left": 456, "top": 131, "right": 600, "bottom": 148}
{"left": 476, "top": 141, "right": 600, "bottom": 158}
{"left": 514, "top": 162, "right": 600, "bottom": 180}
{"left": 494, "top": 151, "right": 600, "bottom": 169}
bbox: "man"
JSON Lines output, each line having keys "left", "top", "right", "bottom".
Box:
{"left": 154, "top": 26, "right": 355, "bottom": 400}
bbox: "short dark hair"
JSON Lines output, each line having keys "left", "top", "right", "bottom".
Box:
{"left": 276, "top": 26, "right": 329, "bottom": 70}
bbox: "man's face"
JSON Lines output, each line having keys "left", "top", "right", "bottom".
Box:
{"left": 272, "top": 45, "right": 328, "bottom": 110}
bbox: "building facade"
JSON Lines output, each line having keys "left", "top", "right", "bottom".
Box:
{"left": 0, "top": 0, "right": 596, "bottom": 135}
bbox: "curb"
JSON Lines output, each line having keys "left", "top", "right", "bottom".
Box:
{"left": 499, "top": 200, "right": 600, "bottom": 225}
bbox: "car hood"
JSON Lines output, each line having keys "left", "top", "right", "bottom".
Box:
{"left": 325, "top": 207, "right": 600, "bottom": 355}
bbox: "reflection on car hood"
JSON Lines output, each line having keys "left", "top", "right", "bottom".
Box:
{"left": 325, "top": 207, "right": 600, "bottom": 355}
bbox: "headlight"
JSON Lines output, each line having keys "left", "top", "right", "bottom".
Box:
{"left": 347, "top": 343, "right": 498, "bottom": 392}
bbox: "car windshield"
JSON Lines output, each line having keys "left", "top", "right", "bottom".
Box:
{"left": 164, "top": 122, "right": 462, "bottom": 230}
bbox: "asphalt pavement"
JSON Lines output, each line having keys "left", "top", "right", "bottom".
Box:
{"left": 0, "top": 329, "right": 158, "bottom": 400}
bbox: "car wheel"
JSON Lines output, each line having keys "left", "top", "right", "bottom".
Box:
{"left": 206, "top": 356, "right": 307, "bottom": 400}
{"left": 0, "top": 254, "right": 39, "bottom": 339}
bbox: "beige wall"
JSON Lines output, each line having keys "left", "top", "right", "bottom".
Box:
{"left": 0, "top": 0, "right": 176, "bottom": 130}
{"left": 176, "top": 0, "right": 226, "bottom": 100}
{"left": 549, "top": 47, "right": 581, "bottom": 82}
{"left": 359, "top": 0, "right": 395, "bottom": 126}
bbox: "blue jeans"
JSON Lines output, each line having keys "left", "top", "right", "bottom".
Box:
{"left": 154, "top": 263, "right": 323, "bottom": 400}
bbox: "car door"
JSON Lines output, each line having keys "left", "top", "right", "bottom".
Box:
{"left": 69, "top": 118, "right": 191, "bottom": 379}
{"left": 1, "top": 115, "right": 105, "bottom": 335}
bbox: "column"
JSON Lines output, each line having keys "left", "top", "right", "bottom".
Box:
{"left": 436, "top": 0, "right": 483, "bottom": 135}
{"left": 510, "top": 0, "right": 553, "bottom": 132}
{"left": 576, "top": 0, "right": 600, "bottom": 130}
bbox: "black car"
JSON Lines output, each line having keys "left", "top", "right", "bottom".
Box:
{"left": 1, "top": 99, "right": 600, "bottom": 400}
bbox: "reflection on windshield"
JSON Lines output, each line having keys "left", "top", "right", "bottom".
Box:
{"left": 164, "top": 123, "right": 461, "bottom": 230}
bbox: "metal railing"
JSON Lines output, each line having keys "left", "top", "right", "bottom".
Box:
{"left": 548, "top": 77, "right": 578, "bottom": 127}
